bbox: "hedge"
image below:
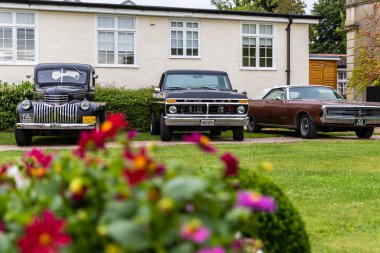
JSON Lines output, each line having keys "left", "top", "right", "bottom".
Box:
{"left": 0, "top": 82, "right": 33, "bottom": 131}
{"left": 237, "top": 169, "right": 311, "bottom": 253}
{"left": 0, "top": 82, "right": 154, "bottom": 131}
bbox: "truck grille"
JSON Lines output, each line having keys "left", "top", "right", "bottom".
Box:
{"left": 209, "top": 105, "right": 242, "bottom": 114}
{"left": 43, "top": 95, "right": 68, "bottom": 105}
{"left": 326, "top": 108, "right": 380, "bottom": 117}
{"left": 177, "top": 105, "right": 207, "bottom": 114}
{"left": 34, "top": 104, "right": 77, "bottom": 123}
{"left": 168, "top": 103, "right": 247, "bottom": 115}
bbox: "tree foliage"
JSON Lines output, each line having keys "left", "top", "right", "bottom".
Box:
{"left": 309, "top": 0, "right": 346, "bottom": 54}
{"left": 350, "top": 3, "right": 380, "bottom": 95}
{"left": 211, "top": 0, "right": 306, "bottom": 14}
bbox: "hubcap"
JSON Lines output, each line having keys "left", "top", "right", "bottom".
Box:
{"left": 301, "top": 118, "right": 309, "bottom": 135}
{"left": 248, "top": 119, "right": 254, "bottom": 131}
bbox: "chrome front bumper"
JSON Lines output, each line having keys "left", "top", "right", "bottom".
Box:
{"left": 164, "top": 116, "right": 249, "bottom": 127}
{"left": 16, "top": 123, "right": 96, "bottom": 130}
{"left": 321, "top": 116, "right": 380, "bottom": 125}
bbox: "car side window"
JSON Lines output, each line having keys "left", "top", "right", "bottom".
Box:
{"left": 263, "top": 89, "right": 285, "bottom": 100}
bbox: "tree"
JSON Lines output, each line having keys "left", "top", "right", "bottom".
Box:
{"left": 211, "top": 0, "right": 306, "bottom": 14}
{"left": 309, "top": 0, "right": 346, "bottom": 54}
{"left": 350, "top": 3, "right": 380, "bottom": 95}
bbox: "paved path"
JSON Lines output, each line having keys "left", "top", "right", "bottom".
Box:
{"left": 1, "top": 135, "right": 379, "bottom": 152}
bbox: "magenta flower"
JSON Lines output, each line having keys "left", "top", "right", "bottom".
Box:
{"left": 198, "top": 246, "right": 225, "bottom": 253}
{"left": 237, "top": 191, "right": 276, "bottom": 213}
{"left": 180, "top": 220, "right": 210, "bottom": 244}
{"left": 182, "top": 132, "right": 217, "bottom": 153}
{"left": 0, "top": 220, "right": 4, "bottom": 233}
{"left": 24, "top": 148, "right": 52, "bottom": 169}
{"left": 221, "top": 152, "right": 239, "bottom": 177}
{"left": 127, "top": 130, "right": 138, "bottom": 140}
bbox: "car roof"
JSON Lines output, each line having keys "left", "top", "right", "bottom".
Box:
{"left": 35, "top": 63, "right": 94, "bottom": 72}
{"left": 270, "top": 85, "right": 332, "bottom": 89}
{"left": 164, "top": 69, "right": 228, "bottom": 75}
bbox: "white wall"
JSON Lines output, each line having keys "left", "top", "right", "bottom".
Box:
{"left": 0, "top": 9, "right": 311, "bottom": 99}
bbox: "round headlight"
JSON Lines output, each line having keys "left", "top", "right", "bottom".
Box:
{"left": 237, "top": 106, "right": 246, "bottom": 114}
{"left": 168, "top": 105, "right": 177, "bottom": 114}
{"left": 81, "top": 100, "right": 90, "bottom": 111}
{"left": 21, "top": 99, "right": 31, "bottom": 110}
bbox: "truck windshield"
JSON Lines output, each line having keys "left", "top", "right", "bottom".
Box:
{"left": 164, "top": 73, "right": 232, "bottom": 91}
{"left": 36, "top": 68, "right": 88, "bottom": 87}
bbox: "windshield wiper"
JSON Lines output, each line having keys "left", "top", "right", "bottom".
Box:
{"left": 69, "top": 67, "right": 84, "bottom": 77}
{"left": 198, "top": 85, "right": 218, "bottom": 90}
{"left": 166, "top": 86, "right": 190, "bottom": 90}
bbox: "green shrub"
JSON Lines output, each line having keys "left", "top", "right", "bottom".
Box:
{"left": 0, "top": 82, "right": 33, "bottom": 131}
{"left": 237, "top": 169, "right": 311, "bottom": 253}
{"left": 95, "top": 85, "right": 154, "bottom": 131}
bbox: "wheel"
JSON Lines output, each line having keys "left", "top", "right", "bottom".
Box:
{"left": 14, "top": 126, "right": 32, "bottom": 146}
{"left": 233, "top": 126, "right": 244, "bottom": 141}
{"left": 247, "top": 117, "right": 262, "bottom": 133}
{"left": 298, "top": 114, "right": 317, "bottom": 139}
{"left": 210, "top": 130, "right": 221, "bottom": 136}
{"left": 150, "top": 113, "right": 160, "bottom": 135}
{"left": 160, "top": 114, "right": 172, "bottom": 141}
{"left": 355, "top": 128, "right": 374, "bottom": 139}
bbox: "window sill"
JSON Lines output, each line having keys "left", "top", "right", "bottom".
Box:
{"left": 169, "top": 56, "right": 202, "bottom": 60}
{"left": 95, "top": 64, "right": 139, "bottom": 69}
{"left": 239, "top": 67, "right": 277, "bottom": 71}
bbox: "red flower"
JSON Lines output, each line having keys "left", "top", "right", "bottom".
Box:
{"left": 101, "top": 113, "right": 128, "bottom": 138}
{"left": 23, "top": 149, "right": 53, "bottom": 178}
{"left": 18, "top": 210, "right": 71, "bottom": 253}
{"left": 127, "top": 130, "right": 138, "bottom": 140}
{"left": 221, "top": 152, "right": 239, "bottom": 177}
{"left": 182, "top": 132, "right": 217, "bottom": 153}
{"left": 123, "top": 148, "right": 166, "bottom": 186}
{"left": 0, "top": 164, "right": 9, "bottom": 181}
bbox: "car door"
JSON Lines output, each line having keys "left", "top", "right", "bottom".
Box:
{"left": 261, "top": 88, "right": 288, "bottom": 125}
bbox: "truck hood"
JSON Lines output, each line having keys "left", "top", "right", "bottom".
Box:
{"left": 165, "top": 90, "right": 247, "bottom": 99}
{"left": 42, "top": 86, "right": 86, "bottom": 95}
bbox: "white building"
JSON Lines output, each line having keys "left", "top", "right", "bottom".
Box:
{"left": 0, "top": 0, "right": 318, "bottom": 98}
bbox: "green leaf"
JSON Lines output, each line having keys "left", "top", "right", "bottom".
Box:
{"left": 0, "top": 234, "right": 10, "bottom": 253}
{"left": 106, "top": 220, "right": 148, "bottom": 250}
{"left": 163, "top": 176, "right": 208, "bottom": 202}
{"left": 102, "top": 201, "right": 137, "bottom": 222}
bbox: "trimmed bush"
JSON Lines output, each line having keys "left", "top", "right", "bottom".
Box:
{"left": 0, "top": 82, "right": 33, "bottom": 131}
{"left": 95, "top": 85, "right": 154, "bottom": 131}
{"left": 237, "top": 169, "right": 311, "bottom": 253}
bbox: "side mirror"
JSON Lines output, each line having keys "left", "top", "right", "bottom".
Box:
{"left": 276, "top": 96, "right": 284, "bottom": 102}
{"left": 154, "top": 87, "right": 161, "bottom": 93}
{"left": 93, "top": 74, "right": 98, "bottom": 79}
{"left": 26, "top": 74, "right": 32, "bottom": 79}
{"left": 242, "top": 90, "right": 247, "bottom": 96}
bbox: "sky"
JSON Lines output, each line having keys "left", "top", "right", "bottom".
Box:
{"left": 78, "top": 0, "right": 318, "bottom": 14}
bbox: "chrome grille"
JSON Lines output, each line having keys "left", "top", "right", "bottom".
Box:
{"left": 176, "top": 105, "right": 207, "bottom": 114}
{"left": 327, "top": 108, "right": 380, "bottom": 117}
{"left": 43, "top": 95, "right": 68, "bottom": 105}
{"left": 34, "top": 104, "right": 77, "bottom": 123}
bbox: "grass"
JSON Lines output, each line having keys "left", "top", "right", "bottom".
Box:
{"left": 1, "top": 140, "right": 380, "bottom": 252}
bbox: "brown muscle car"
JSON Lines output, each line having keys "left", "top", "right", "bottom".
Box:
{"left": 247, "top": 85, "right": 380, "bottom": 139}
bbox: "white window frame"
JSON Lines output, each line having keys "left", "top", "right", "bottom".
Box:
{"left": 95, "top": 15, "right": 138, "bottom": 68}
{"left": 169, "top": 20, "right": 201, "bottom": 59}
{"left": 240, "top": 22, "right": 276, "bottom": 71}
{"left": 337, "top": 69, "right": 347, "bottom": 96}
{"left": 0, "top": 11, "right": 38, "bottom": 65}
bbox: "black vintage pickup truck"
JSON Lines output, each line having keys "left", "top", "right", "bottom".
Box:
{"left": 150, "top": 70, "right": 249, "bottom": 141}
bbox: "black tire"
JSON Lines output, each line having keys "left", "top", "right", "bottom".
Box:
{"left": 298, "top": 114, "right": 317, "bottom": 139}
{"left": 247, "top": 117, "right": 262, "bottom": 133}
{"left": 210, "top": 130, "right": 222, "bottom": 136}
{"left": 150, "top": 113, "right": 160, "bottom": 135}
{"left": 160, "top": 114, "right": 172, "bottom": 141}
{"left": 14, "top": 126, "right": 32, "bottom": 146}
{"left": 355, "top": 127, "right": 374, "bottom": 139}
{"left": 233, "top": 126, "right": 244, "bottom": 141}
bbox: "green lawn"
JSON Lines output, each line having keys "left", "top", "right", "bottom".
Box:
{"left": 1, "top": 141, "right": 380, "bottom": 252}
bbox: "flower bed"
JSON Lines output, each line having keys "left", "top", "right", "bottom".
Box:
{"left": 0, "top": 113, "right": 308, "bottom": 253}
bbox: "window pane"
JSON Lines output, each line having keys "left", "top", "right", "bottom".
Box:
{"left": 171, "top": 22, "right": 177, "bottom": 28}
{"left": 242, "top": 57, "right": 249, "bottom": 67}
{"left": 193, "top": 49, "right": 198, "bottom": 56}
{"left": 187, "top": 31, "right": 192, "bottom": 40}
{"left": 98, "top": 17, "right": 114, "bottom": 28}
{"left": 0, "top": 27, "right": 12, "bottom": 62}
{"left": 118, "top": 18, "right": 134, "bottom": 29}
{"left": 186, "top": 22, "right": 193, "bottom": 28}
{"left": 16, "top": 13, "right": 34, "bottom": 25}
{"left": 193, "top": 23, "right": 199, "bottom": 28}
{"left": 260, "top": 25, "right": 273, "bottom": 35}
{"left": 17, "top": 28, "right": 35, "bottom": 61}
{"left": 243, "top": 24, "right": 249, "bottom": 34}
{"left": 249, "top": 24, "right": 256, "bottom": 34}
{"left": 0, "top": 12, "right": 12, "bottom": 24}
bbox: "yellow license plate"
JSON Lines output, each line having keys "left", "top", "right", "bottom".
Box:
{"left": 82, "top": 116, "right": 96, "bottom": 124}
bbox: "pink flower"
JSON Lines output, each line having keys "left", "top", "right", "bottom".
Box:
{"left": 127, "top": 130, "right": 138, "bottom": 140}
{"left": 221, "top": 152, "right": 239, "bottom": 177}
{"left": 198, "top": 246, "right": 225, "bottom": 253}
{"left": 18, "top": 210, "right": 71, "bottom": 253}
{"left": 0, "top": 220, "right": 5, "bottom": 233}
{"left": 182, "top": 132, "right": 217, "bottom": 153}
{"left": 237, "top": 191, "right": 276, "bottom": 213}
{"left": 180, "top": 220, "right": 210, "bottom": 244}
{"left": 23, "top": 149, "right": 53, "bottom": 178}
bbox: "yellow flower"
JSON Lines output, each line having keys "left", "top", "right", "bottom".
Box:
{"left": 261, "top": 162, "right": 273, "bottom": 172}
{"left": 105, "top": 244, "right": 120, "bottom": 253}
{"left": 97, "top": 225, "right": 107, "bottom": 237}
{"left": 69, "top": 178, "right": 84, "bottom": 195}
{"left": 157, "top": 198, "right": 174, "bottom": 212}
